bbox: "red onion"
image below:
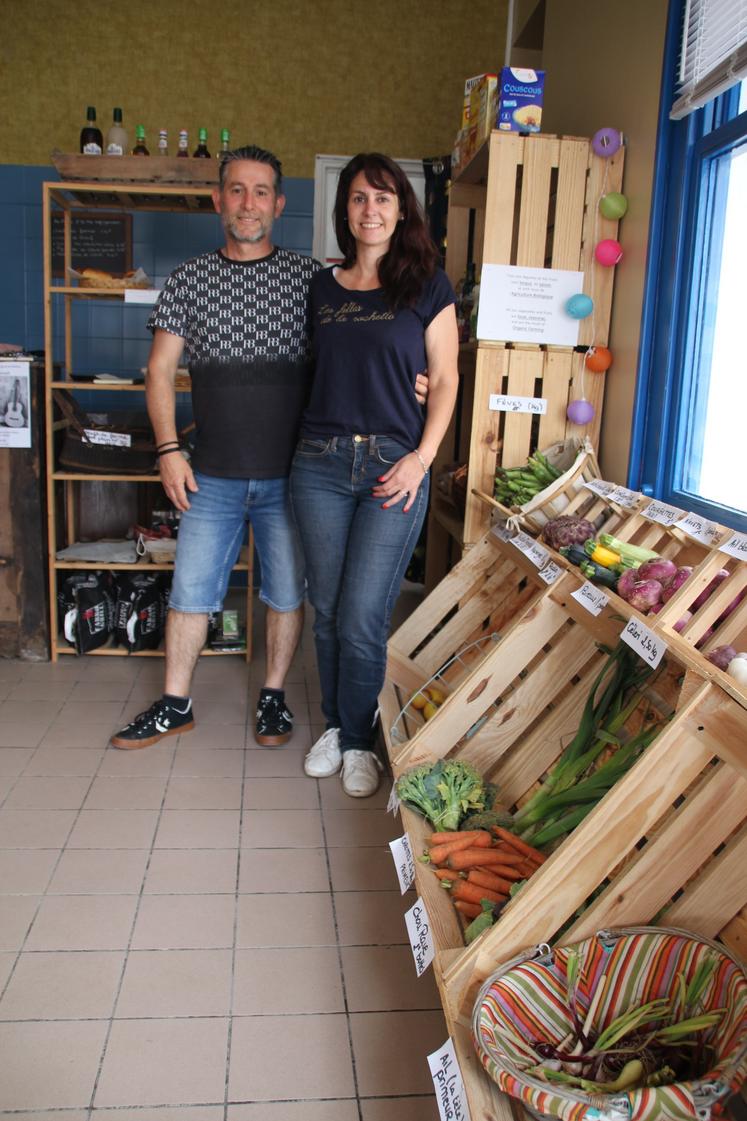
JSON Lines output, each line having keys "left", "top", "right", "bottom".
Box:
{"left": 706, "top": 644, "right": 738, "bottom": 670}
{"left": 637, "top": 557, "right": 678, "bottom": 588}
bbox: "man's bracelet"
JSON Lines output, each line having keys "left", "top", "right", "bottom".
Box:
{"left": 156, "top": 446, "right": 183, "bottom": 459}
{"left": 156, "top": 441, "right": 180, "bottom": 452}
{"left": 414, "top": 450, "right": 429, "bottom": 475}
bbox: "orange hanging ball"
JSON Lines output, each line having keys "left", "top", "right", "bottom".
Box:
{"left": 585, "top": 346, "right": 613, "bottom": 373}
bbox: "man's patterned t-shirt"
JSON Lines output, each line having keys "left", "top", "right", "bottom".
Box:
{"left": 148, "top": 247, "right": 320, "bottom": 478}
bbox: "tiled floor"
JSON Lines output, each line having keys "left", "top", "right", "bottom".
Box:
{"left": 0, "top": 603, "right": 445, "bottom": 1120}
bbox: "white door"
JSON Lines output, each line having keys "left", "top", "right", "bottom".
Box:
{"left": 312, "top": 154, "right": 426, "bottom": 265}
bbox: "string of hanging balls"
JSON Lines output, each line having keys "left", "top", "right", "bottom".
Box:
{"left": 565, "top": 126, "right": 626, "bottom": 428}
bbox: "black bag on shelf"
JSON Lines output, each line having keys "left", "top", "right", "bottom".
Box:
{"left": 57, "top": 571, "right": 116, "bottom": 654}
{"left": 113, "top": 572, "right": 168, "bottom": 652}
{"left": 53, "top": 389, "right": 157, "bottom": 474}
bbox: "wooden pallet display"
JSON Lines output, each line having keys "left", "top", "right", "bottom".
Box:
{"left": 383, "top": 568, "right": 747, "bottom": 1120}
{"left": 454, "top": 132, "right": 625, "bottom": 551}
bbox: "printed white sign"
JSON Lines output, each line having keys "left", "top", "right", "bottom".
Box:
{"left": 476, "top": 264, "right": 585, "bottom": 346}
{"left": 538, "top": 561, "right": 563, "bottom": 585}
{"left": 404, "top": 897, "right": 435, "bottom": 976}
{"left": 642, "top": 500, "right": 686, "bottom": 526}
{"left": 389, "top": 833, "right": 415, "bottom": 894}
{"left": 620, "top": 617, "right": 667, "bottom": 668}
{"left": 675, "top": 512, "right": 722, "bottom": 546}
{"left": 428, "top": 1037, "right": 472, "bottom": 1121}
{"left": 571, "top": 581, "right": 609, "bottom": 616}
{"left": 83, "top": 428, "right": 131, "bottom": 447}
{"left": 0, "top": 359, "right": 32, "bottom": 449}
{"left": 489, "top": 394, "right": 548, "bottom": 415}
{"left": 719, "top": 531, "right": 747, "bottom": 562}
{"left": 124, "top": 288, "right": 160, "bottom": 304}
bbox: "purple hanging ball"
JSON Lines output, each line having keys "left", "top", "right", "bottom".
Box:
{"left": 592, "top": 127, "right": 623, "bottom": 158}
{"left": 594, "top": 238, "right": 623, "bottom": 266}
{"left": 567, "top": 399, "right": 595, "bottom": 425}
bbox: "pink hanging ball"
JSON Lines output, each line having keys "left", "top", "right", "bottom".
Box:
{"left": 594, "top": 238, "right": 623, "bottom": 267}
{"left": 567, "top": 399, "right": 595, "bottom": 425}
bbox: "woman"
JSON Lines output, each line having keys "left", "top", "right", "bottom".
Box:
{"left": 290, "top": 153, "right": 459, "bottom": 797}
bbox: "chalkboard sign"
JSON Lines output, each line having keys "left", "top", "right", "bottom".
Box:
{"left": 51, "top": 211, "right": 132, "bottom": 278}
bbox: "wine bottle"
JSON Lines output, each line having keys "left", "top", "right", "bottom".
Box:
{"left": 219, "top": 128, "right": 230, "bottom": 155}
{"left": 193, "top": 128, "right": 210, "bottom": 158}
{"left": 158, "top": 129, "right": 169, "bottom": 157}
{"left": 176, "top": 129, "right": 189, "bottom": 158}
{"left": 105, "top": 108, "right": 128, "bottom": 156}
{"left": 80, "top": 107, "right": 103, "bottom": 155}
{"left": 132, "top": 125, "right": 149, "bottom": 156}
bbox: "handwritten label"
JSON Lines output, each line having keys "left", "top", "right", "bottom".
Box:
{"left": 389, "top": 833, "right": 415, "bottom": 894}
{"left": 675, "top": 512, "right": 722, "bottom": 546}
{"left": 719, "top": 531, "right": 747, "bottom": 562}
{"left": 583, "top": 478, "right": 616, "bottom": 498}
{"left": 491, "top": 521, "right": 513, "bottom": 543}
{"left": 642, "top": 500, "right": 685, "bottom": 526}
{"left": 538, "top": 560, "right": 563, "bottom": 585}
{"left": 620, "top": 617, "right": 667, "bottom": 668}
{"left": 489, "top": 393, "right": 547, "bottom": 415}
{"left": 83, "top": 428, "right": 131, "bottom": 447}
{"left": 428, "top": 1037, "right": 472, "bottom": 1121}
{"left": 571, "top": 581, "right": 609, "bottom": 616}
{"left": 404, "top": 897, "right": 434, "bottom": 976}
{"left": 608, "top": 485, "right": 641, "bottom": 509}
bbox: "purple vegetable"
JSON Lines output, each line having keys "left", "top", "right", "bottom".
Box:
{"left": 648, "top": 603, "right": 692, "bottom": 632}
{"left": 541, "top": 516, "right": 596, "bottom": 551}
{"left": 626, "top": 579, "right": 664, "bottom": 612}
{"left": 715, "top": 587, "right": 747, "bottom": 628}
{"left": 706, "top": 644, "right": 738, "bottom": 670}
{"left": 637, "top": 557, "right": 678, "bottom": 588}
{"left": 661, "top": 566, "right": 693, "bottom": 603}
{"left": 616, "top": 568, "right": 639, "bottom": 602}
{"left": 690, "top": 569, "right": 729, "bottom": 612}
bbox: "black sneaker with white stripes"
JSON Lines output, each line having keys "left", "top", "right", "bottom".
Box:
{"left": 110, "top": 697, "right": 194, "bottom": 750}
{"left": 255, "top": 688, "right": 293, "bottom": 746}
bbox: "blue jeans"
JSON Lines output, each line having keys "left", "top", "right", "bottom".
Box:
{"left": 290, "top": 435, "right": 429, "bottom": 753}
{"left": 169, "top": 472, "right": 305, "bottom": 614}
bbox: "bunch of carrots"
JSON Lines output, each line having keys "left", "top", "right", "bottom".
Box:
{"left": 422, "top": 825, "right": 546, "bottom": 922}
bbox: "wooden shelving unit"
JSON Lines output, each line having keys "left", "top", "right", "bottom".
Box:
{"left": 42, "top": 179, "right": 253, "bottom": 661}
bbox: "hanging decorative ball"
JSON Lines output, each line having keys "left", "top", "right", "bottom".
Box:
{"left": 565, "top": 293, "right": 594, "bottom": 319}
{"left": 567, "top": 398, "right": 596, "bottom": 425}
{"left": 585, "top": 346, "right": 613, "bottom": 373}
{"left": 594, "top": 238, "right": 623, "bottom": 266}
{"left": 592, "top": 127, "right": 623, "bottom": 158}
{"left": 600, "top": 192, "right": 628, "bottom": 220}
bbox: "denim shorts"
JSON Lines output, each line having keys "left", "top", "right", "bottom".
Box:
{"left": 169, "top": 471, "right": 305, "bottom": 614}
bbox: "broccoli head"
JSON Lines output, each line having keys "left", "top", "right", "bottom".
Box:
{"left": 396, "top": 760, "right": 485, "bottom": 831}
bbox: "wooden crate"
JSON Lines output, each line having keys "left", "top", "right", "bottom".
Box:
{"left": 384, "top": 568, "right": 747, "bottom": 1120}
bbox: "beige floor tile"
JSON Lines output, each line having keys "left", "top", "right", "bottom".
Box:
{"left": 7, "top": 682, "right": 76, "bottom": 703}
{"left": 328, "top": 846, "right": 399, "bottom": 892}
{"left": 143, "top": 849, "right": 238, "bottom": 894}
{"left": 0, "top": 776, "right": 14, "bottom": 801}
{"left": 24, "top": 894, "right": 138, "bottom": 951}
{"left": 131, "top": 894, "right": 236, "bottom": 949}
{"left": 68, "top": 680, "right": 134, "bottom": 702}
{"left": 0, "top": 896, "right": 40, "bottom": 951}
{"left": 350, "top": 1010, "right": 447, "bottom": 1097}
{"left": 241, "top": 809, "right": 323, "bottom": 849}
{"left": 334, "top": 891, "right": 409, "bottom": 945}
{"left": 236, "top": 892, "right": 335, "bottom": 947}
{"left": 0, "top": 949, "right": 124, "bottom": 1020}
{"left": 188, "top": 699, "right": 248, "bottom": 725}
{"left": 47, "top": 849, "right": 149, "bottom": 894}
{"left": 2, "top": 776, "right": 91, "bottom": 810}
{"left": 359, "top": 1096, "right": 440, "bottom": 1121}
{"left": 18, "top": 661, "right": 82, "bottom": 682}
{"left": 171, "top": 749, "right": 243, "bottom": 778}
{"left": 83, "top": 776, "right": 167, "bottom": 809}
{"left": 0, "top": 950, "right": 15, "bottom": 990}
{"left": 233, "top": 946, "right": 344, "bottom": 1014}
{"left": 0, "top": 748, "right": 35, "bottom": 775}
{"left": 243, "top": 776, "right": 319, "bottom": 810}
{"left": 319, "top": 775, "right": 392, "bottom": 810}
{"left": 228, "top": 1014, "right": 355, "bottom": 1101}
{"left": 341, "top": 945, "right": 441, "bottom": 1011}
{"left": 99, "top": 745, "right": 175, "bottom": 776}
{"left": 175, "top": 724, "right": 246, "bottom": 749}
{"left": 164, "top": 776, "right": 242, "bottom": 809}
{"left": 154, "top": 809, "right": 240, "bottom": 848}
{"left": 94, "top": 1017, "right": 229, "bottom": 1107}
{"left": 23, "top": 746, "right": 105, "bottom": 776}
{"left": 0, "top": 849, "right": 59, "bottom": 894}
{"left": 0, "top": 723, "right": 55, "bottom": 748}
{"left": 238, "top": 847, "right": 329, "bottom": 893}
{"left": 243, "top": 747, "right": 307, "bottom": 776}
{"left": 92, "top": 1110, "right": 223, "bottom": 1121}
{"left": 323, "top": 809, "right": 401, "bottom": 848}
{"left": 116, "top": 948, "right": 233, "bottom": 1017}
{"left": 38, "top": 725, "right": 111, "bottom": 749}
{"left": 66, "top": 808, "right": 159, "bottom": 849}
{"left": 0, "top": 662, "right": 25, "bottom": 682}
{"left": 0, "top": 1020, "right": 108, "bottom": 1109}
{"left": 0, "top": 809, "right": 76, "bottom": 848}
{"left": 57, "top": 700, "right": 126, "bottom": 725}
{"left": 0, "top": 700, "right": 62, "bottom": 725}
{"left": 228, "top": 1102, "right": 358, "bottom": 1121}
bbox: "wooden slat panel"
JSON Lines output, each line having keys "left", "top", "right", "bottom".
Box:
{"left": 662, "top": 823, "right": 747, "bottom": 937}
{"left": 501, "top": 349, "right": 543, "bottom": 467}
{"left": 482, "top": 132, "right": 523, "bottom": 265}
{"left": 445, "top": 201, "right": 471, "bottom": 287}
{"left": 463, "top": 346, "right": 508, "bottom": 545}
{"left": 719, "top": 906, "right": 747, "bottom": 958}
{"left": 516, "top": 136, "right": 558, "bottom": 267}
{"left": 568, "top": 349, "right": 603, "bottom": 451}
{"left": 537, "top": 349, "right": 573, "bottom": 449}
{"left": 551, "top": 138, "right": 589, "bottom": 270}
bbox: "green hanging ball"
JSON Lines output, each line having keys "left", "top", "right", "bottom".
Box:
{"left": 599, "top": 192, "right": 628, "bottom": 220}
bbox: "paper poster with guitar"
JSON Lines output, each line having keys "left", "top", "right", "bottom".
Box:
{"left": 0, "top": 361, "right": 31, "bottom": 447}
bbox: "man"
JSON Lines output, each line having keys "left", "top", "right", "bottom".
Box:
{"left": 111, "top": 145, "right": 318, "bottom": 750}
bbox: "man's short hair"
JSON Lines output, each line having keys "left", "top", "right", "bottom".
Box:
{"left": 218, "top": 145, "right": 283, "bottom": 194}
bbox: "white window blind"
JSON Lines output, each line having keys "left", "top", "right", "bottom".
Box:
{"left": 671, "top": 0, "right": 747, "bottom": 118}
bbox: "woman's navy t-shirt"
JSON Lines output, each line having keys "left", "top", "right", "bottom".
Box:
{"left": 300, "top": 266, "right": 455, "bottom": 449}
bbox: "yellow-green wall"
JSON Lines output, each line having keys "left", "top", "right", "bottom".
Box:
{"left": 2, "top": 0, "right": 508, "bottom": 174}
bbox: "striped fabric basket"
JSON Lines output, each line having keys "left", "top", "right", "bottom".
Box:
{"left": 472, "top": 927, "right": 747, "bottom": 1121}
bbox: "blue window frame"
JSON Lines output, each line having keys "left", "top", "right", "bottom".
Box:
{"left": 630, "top": 0, "right": 747, "bottom": 531}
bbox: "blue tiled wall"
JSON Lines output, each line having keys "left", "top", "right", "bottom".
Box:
{"left": 0, "top": 164, "right": 315, "bottom": 382}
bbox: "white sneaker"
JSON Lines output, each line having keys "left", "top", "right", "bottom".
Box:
{"left": 304, "top": 727, "right": 342, "bottom": 777}
{"left": 341, "top": 749, "right": 383, "bottom": 798}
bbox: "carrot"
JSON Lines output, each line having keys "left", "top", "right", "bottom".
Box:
{"left": 427, "top": 830, "right": 491, "bottom": 845}
{"left": 492, "top": 826, "right": 547, "bottom": 865}
{"left": 467, "top": 869, "right": 511, "bottom": 894}
{"left": 450, "top": 880, "right": 504, "bottom": 906}
{"left": 433, "top": 868, "right": 458, "bottom": 882}
{"left": 427, "top": 832, "right": 490, "bottom": 865}
{"left": 482, "top": 847, "right": 527, "bottom": 866}
{"left": 448, "top": 847, "right": 524, "bottom": 871}
{"left": 475, "top": 862, "right": 526, "bottom": 882}
{"left": 453, "top": 900, "right": 482, "bottom": 919}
